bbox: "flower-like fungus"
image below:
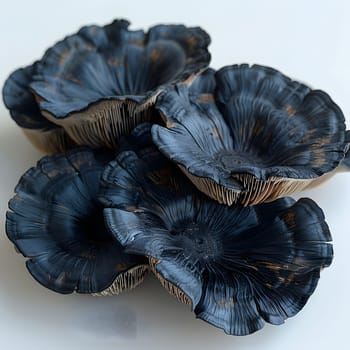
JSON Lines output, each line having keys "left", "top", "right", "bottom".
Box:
{"left": 6, "top": 147, "right": 148, "bottom": 295}
{"left": 2, "top": 63, "right": 74, "bottom": 153}
{"left": 100, "top": 140, "right": 333, "bottom": 335}
{"left": 28, "top": 19, "right": 211, "bottom": 149}
{"left": 153, "top": 64, "right": 348, "bottom": 206}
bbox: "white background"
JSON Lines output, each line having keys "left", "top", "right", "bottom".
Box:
{"left": 0, "top": 1, "right": 349, "bottom": 349}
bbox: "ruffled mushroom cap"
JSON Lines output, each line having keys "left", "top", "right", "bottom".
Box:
{"left": 100, "top": 142, "right": 333, "bottom": 335}
{"left": 6, "top": 148, "right": 148, "bottom": 295}
{"left": 153, "top": 64, "right": 348, "bottom": 205}
{"left": 2, "top": 63, "right": 74, "bottom": 153}
{"left": 303, "top": 130, "right": 350, "bottom": 189}
{"left": 29, "top": 19, "right": 211, "bottom": 149}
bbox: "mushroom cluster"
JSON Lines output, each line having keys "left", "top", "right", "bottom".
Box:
{"left": 3, "top": 19, "right": 349, "bottom": 336}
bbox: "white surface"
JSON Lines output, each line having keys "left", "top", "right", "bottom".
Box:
{"left": 0, "top": 1, "right": 349, "bottom": 349}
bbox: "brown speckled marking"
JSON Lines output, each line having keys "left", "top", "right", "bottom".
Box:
{"left": 218, "top": 297, "right": 235, "bottom": 308}
{"left": 212, "top": 127, "right": 221, "bottom": 138}
{"left": 277, "top": 270, "right": 299, "bottom": 287}
{"left": 309, "top": 135, "right": 335, "bottom": 167}
{"left": 57, "top": 43, "right": 94, "bottom": 69}
{"left": 150, "top": 48, "right": 161, "bottom": 62}
{"left": 257, "top": 261, "right": 284, "bottom": 271}
{"left": 124, "top": 205, "right": 145, "bottom": 213}
{"left": 44, "top": 167, "right": 74, "bottom": 178}
{"left": 186, "top": 36, "right": 197, "bottom": 50}
{"left": 89, "top": 27, "right": 97, "bottom": 35}
{"left": 197, "top": 94, "right": 214, "bottom": 103}
{"left": 257, "top": 261, "right": 297, "bottom": 288}
{"left": 253, "top": 123, "right": 264, "bottom": 136}
{"left": 69, "top": 157, "right": 94, "bottom": 170}
{"left": 283, "top": 209, "right": 297, "bottom": 228}
{"left": 310, "top": 148, "right": 327, "bottom": 167}
{"left": 130, "top": 39, "right": 145, "bottom": 48}
{"left": 149, "top": 257, "right": 192, "bottom": 306}
{"left": 285, "top": 104, "right": 297, "bottom": 116}
{"left": 300, "top": 129, "right": 317, "bottom": 143}
{"left": 317, "top": 134, "right": 334, "bottom": 146}
{"left": 108, "top": 57, "right": 124, "bottom": 67}
{"left": 58, "top": 50, "right": 70, "bottom": 68}
{"left": 258, "top": 260, "right": 307, "bottom": 275}
{"left": 165, "top": 120, "right": 177, "bottom": 128}
{"left": 65, "top": 74, "right": 81, "bottom": 84}
{"left": 262, "top": 131, "right": 273, "bottom": 147}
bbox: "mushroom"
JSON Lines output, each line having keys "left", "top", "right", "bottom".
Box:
{"left": 153, "top": 64, "right": 348, "bottom": 205}
{"left": 27, "top": 19, "right": 211, "bottom": 149}
{"left": 6, "top": 147, "right": 148, "bottom": 295}
{"left": 100, "top": 131, "right": 333, "bottom": 335}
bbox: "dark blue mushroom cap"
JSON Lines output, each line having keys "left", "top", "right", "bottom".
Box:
{"left": 153, "top": 64, "right": 348, "bottom": 205}
{"left": 100, "top": 139, "right": 333, "bottom": 335}
{"left": 6, "top": 147, "right": 147, "bottom": 294}
{"left": 2, "top": 63, "right": 73, "bottom": 153}
{"left": 25, "top": 19, "right": 210, "bottom": 148}
{"left": 3, "top": 63, "right": 55, "bottom": 130}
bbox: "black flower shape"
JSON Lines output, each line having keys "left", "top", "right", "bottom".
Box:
{"left": 2, "top": 63, "right": 74, "bottom": 153}
{"left": 28, "top": 19, "right": 211, "bottom": 148}
{"left": 153, "top": 64, "right": 348, "bottom": 205}
{"left": 6, "top": 147, "right": 148, "bottom": 295}
{"left": 100, "top": 142, "right": 333, "bottom": 335}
